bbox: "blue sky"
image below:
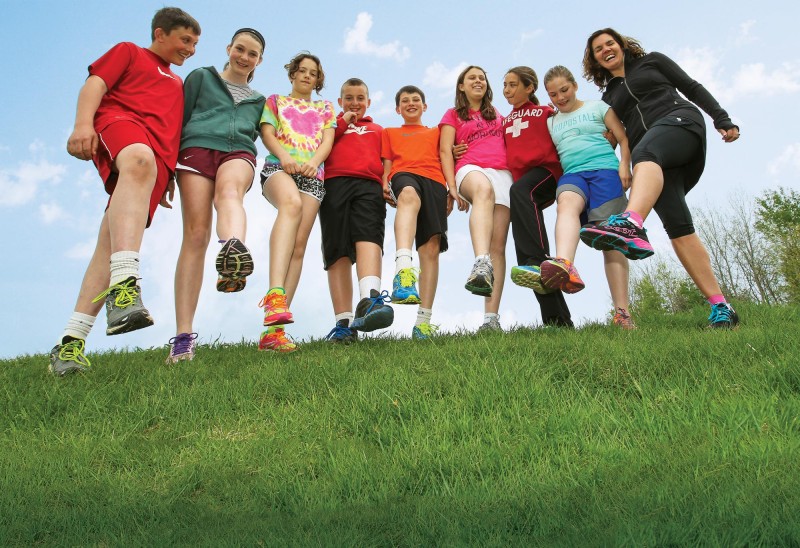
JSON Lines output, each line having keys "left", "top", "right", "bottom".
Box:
{"left": 1, "top": 0, "right": 797, "bottom": 359}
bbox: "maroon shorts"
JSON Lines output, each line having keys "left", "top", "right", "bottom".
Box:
{"left": 176, "top": 147, "right": 257, "bottom": 184}
{"left": 95, "top": 121, "right": 172, "bottom": 226}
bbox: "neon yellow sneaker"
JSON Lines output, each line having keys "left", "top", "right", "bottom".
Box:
{"left": 258, "top": 326, "right": 298, "bottom": 353}
{"left": 411, "top": 322, "right": 438, "bottom": 340}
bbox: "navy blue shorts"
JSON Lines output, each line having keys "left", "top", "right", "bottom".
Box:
{"left": 556, "top": 169, "right": 627, "bottom": 222}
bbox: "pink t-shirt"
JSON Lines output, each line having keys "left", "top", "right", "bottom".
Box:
{"left": 439, "top": 107, "right": 508, "bottom": 173}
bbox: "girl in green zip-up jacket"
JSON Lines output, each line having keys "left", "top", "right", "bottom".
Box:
{"left": 168, "top": 28, "right": 266, "bottom": 364}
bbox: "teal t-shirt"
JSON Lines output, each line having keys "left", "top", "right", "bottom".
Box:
{"left": 548, "top": 100, "right": 618, "bottom": 174}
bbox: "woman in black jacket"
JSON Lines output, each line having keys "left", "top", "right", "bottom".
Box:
{"left": 578, "top": 28, "right": 741, "bottom": 328}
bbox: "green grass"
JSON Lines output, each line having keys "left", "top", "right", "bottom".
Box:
{"left": 2, "top": 303, "right": 799, "bottom": 546}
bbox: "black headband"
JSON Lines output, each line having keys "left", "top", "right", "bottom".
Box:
{"left": 232, "top": 28, "right": 265, "bottom": 50}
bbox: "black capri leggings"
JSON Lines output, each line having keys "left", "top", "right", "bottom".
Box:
{"left": 632, "top": 124, "right": 703, "bottom": 239}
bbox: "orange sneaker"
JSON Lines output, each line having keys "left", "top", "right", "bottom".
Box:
{"left": 258, "top": 327, "right": 298, "bottom": 353}
{"left": 612, "top": 307, "right": 636, "bottom": 330}
{"left": 259, "top": 290, "right": 294, "bottom": 326}
{"left": 540, "top": 257, "right": 585, "bottom": 294}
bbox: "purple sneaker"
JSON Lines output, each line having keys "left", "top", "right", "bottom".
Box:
{"left": 580, "top": 213, "right": 654, "bottom": 260}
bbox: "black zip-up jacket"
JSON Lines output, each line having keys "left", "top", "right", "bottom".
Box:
{"left": 601, "top": 51, "right": 736, "bottom": 150}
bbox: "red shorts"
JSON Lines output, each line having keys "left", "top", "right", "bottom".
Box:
{"left": 95, "top": 121, "right": 172, "bottom": 227}
{"left": 176, "top": 147, "right": 257, "bottom": 183}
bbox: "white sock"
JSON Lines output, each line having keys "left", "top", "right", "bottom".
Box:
{"left": 335, "top": 312, "right": 354, "bottom": 326}
{"left": 61, "top": 312, "right": 96, "bottom": 343}
{"left": 415, "top": 307, "right": 432, "bottom": 327}
{"left": 109, "top": 251, "right": 140, "bottom": 286}
{"left": 395, "top": 249, "right": 413, "bottom": 274}
{"left": 358, "top": 276, "right": 381, "bottom": 300}
{"left": 484, "top": 312, "right": 499, "bottom": 324}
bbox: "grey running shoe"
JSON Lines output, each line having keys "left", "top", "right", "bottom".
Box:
{"left": 351, "top": 289, "right": 395, "bottom": 332}
{"left": 49, "top": 337, "right": 90, "bottom": 376}
{"left": 166, "top": 332, "right": 198, "bottom": 364}
{"left": 465, "top": 256, "right": 494, "bottom": 296}
{"left": 92, "top": 276, "right": 154, "bottom": 336}
{"left": 216, "top": 238, "right": 253, "bottom": 293}
{"left": 477, "top": 316, "right": 502, "bottom": 332}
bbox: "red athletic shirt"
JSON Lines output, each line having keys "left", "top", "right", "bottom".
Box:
{"left": 324, "top": 113, "right": 383, "bottom": 184}
{"left": 89, "top": 42, "right": 184, "bottom": 169}
{"left": 502, "top": 102, "right": 563, "bottom": 182}
{"left": 381, "top": 125, "right": 445, "bottom": 186}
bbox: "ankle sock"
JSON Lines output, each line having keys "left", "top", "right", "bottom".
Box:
{"left": 358, "top": 276, "right": 381, "bottom": 299}
{"left": 415, "top": 307, "right": 432, "bottom": 327}
{"left": 707, "top": 294, "right": 727, "bottom": 306}
{"left": 335, "top": 312, "right": 354, "bottom": 325}
{"left": 395, "top": 249, "right": 413, "bottom": 273}
{"left": 484, "top": 312, "right": 499, "bottom": 324}
{"left": 109, "top": 251, "right": 140, "bottom": 286}
{"left": 60, "top": 312, "right": 96, "bottom": 343}
{"left": 624, "top": 210, "right": 644, "bottom": 228}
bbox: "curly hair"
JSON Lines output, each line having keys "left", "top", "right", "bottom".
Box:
{"left": 582, "top": 28, "right": 646, "bottom": 91}
{"left": 454, "top": 66, "right": 496, "bottom": 122}
{"left": 506, "top": 66, "right": 540, "bottom": 106}
{"left": 284, "top": 51, "right": 325, "bottom": 94}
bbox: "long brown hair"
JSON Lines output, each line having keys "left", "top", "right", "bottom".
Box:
{"left": 582, "top": 28, "right": 646, "bottom": 91}
{"left": 454, "top": 65, "right": 496, "bottom": 122}
{"left": 506, "top": 66, "right": 540, "bottom": 106}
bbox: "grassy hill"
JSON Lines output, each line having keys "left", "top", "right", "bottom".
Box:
{"left": 2, "top": 303, "right": 798, "bottom": 545}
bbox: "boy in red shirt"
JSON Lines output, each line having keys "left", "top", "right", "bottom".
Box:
{"left": 382, "top": 86, "right": 453, "bottom": 340}
{"left": 49, "top": 7, "right": 201, "bottom": 376}
{"left": 321, "top": 78, "right": 394, "bottom": 343}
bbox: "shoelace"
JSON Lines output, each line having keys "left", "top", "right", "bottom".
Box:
{"left": 398, "top": 268, "right": 420, "bottom": 287}
{"left": 263, "top": 329, "right": 295, "bottom": 348}
{"left": 258, "top": 292, "right": 288, "bottom": 310}
{"left": 474, "top": 259, "right": 494, "bottom": 278}
{"left": 364, "top": 290, "right": 392, "bottom": 314}
{"left": 92, "top": 278, "right": 138, "bottom": 307}
{"left": 709, "top": 304, "right": 732, "bottom": 323}
{"left": 59, "top": 339, "right": 91, "bottom": 367}
{"left": 416, "top": 323, "right": 439, "bottom": 336}
{"left": 326, "top": 324, "right": 353, "bottom": 340}
{"left": 169, "top": 333, "right": 197, "bottom": 356}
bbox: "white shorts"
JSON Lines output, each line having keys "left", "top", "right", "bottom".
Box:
{"left": 455, "top": 165, "right": 513, "bottom": 208}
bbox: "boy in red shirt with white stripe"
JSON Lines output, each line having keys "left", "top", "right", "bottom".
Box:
{"left": 49, "top": 7, "right": 201, "bottom": 376}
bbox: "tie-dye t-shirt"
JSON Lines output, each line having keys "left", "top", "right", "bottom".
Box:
{"left": 261, "top": 94, "right": 337, "bottom": 180}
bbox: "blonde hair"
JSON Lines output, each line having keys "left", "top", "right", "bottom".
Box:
{"left": 543, "top": 65, "right": 577, "bottom": 88}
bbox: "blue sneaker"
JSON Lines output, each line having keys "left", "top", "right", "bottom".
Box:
{"left": 510, "top": 265, "right": 553, "bottom": 295}
{"left": 708, "top": 303, "right": 739, "bottom": 329}
{"left": 325, "top": 319, "right": 358, "bottom": 344}
{"left": 411, "top": 322, "right": 438, "bottom": 340}
{"left": 351, "top": 289, "right": 395, "bottom": 332}
{"left": 391, "top": 268, "right": 421, "bottom": 304}
{"left": 580, "top": 213, "right": 654, "bottom": 260}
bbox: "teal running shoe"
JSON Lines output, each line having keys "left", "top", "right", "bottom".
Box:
{"left": 708, "top": 303, "right": 740, "bottom": 329}
{"left": 391, "top": 268, "right": 421, "bottom": 304}
{"left": 412, "top": 322, "right": 438, "bottom": 340}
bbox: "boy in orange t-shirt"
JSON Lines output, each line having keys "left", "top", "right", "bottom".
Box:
{"left": 381, "top": 86, "right": 454, "bottom": 340}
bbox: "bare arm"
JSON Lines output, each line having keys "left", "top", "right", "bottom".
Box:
{"left": 605, "top": 108, "right": 632, "bottom": 190}
{"left": 66, "top": 75, "right": 108, "bottom": 161}
{"left": 299, "top": 127, "right": 335, "bottom": 178}
{"left": 438, "top": 125, "right": 468, "bottom": 213}
{"left": 382, "top": 158, "right": 395, "bottom": 207}
{"left": 260, "top": 123, "right": 300, "bottom": 174}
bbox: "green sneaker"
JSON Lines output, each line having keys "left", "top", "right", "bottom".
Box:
{"left": 92, "top": 276, "right": 154, "bottom": 336}
{"left": 412, "top": 322, "right": 438, "bottom": 340}
{"left": 49, "top": 337, "right": 91, "bottom": 376}
{"left": 510, "top": 265, "right": 553, "bottom": 295}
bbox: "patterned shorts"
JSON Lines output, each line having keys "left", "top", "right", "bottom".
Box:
{"left": 260, "top": 164, "right": 326, "bottom": 202}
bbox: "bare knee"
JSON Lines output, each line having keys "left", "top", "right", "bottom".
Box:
{"left": 396, "top": 187, "right": 420, "bottom": 208}
{"left": 184, "top": 222, "right": 212, "bottom": 249}
{"left": 118, "top": 145, "right": 157, "bottom": 183}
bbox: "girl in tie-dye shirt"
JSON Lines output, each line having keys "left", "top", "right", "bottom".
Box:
{"left": 258, "top": 52, "right": 336, "bottom": 353}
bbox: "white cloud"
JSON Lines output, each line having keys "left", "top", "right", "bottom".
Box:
{"left": 342, "top": 12, "right": 410, "bottom": 63}
{"left": 736, "top": 19, "right": 757, "bottom": 46}
{"left": 423, "top": 61, "right": 469, "bottom": 91}
{"left": 676, "top": 48, "right": 800, "bottom": 104}
{"left": 0, "top": 159, "right": 67, "bottom": 207}
{"left": 514, "top": 29, "right": 544, "bottom": 57}
{"left": 40, "top": 203, "right": 67, "bottom": 224}
{"left": 768, "top": 143, "right": 800, "bottom": 176}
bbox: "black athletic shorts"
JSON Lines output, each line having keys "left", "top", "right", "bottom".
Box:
{"left": 319, "top": 176, "right": 386, "bottom": 270}
{"left": 389, "top": 172, "right": 448, "bottom": 252}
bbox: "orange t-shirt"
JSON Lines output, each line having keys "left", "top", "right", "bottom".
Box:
{"left": 381, "top": 124, "right": 445, "bottom": 186}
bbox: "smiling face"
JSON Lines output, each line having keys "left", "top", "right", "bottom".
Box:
{"left": 591, "top": 33, "right": 625, "bottom": 76}
{"left": 545, "top": 76, "right": 580, "bottom": 113}
{"left": 503, "top": 72, "right": 533, "bottom": 109}
{"left": 224, "top": 33, "right": 263, "bottom": 83}
{"left": 152, "top": 26, "right": 199, "bottom": 66}
{"left": 396, "top": 92, "right": 426, "bottom": 124}
{"left": 289, "top": 57, "right": 320, "bottom": 99}
{"left": 458, "top": 67, "right": 488, "bottom": 107}
{"left": 339, "top": 84, "right": 370, "bottom": 119}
